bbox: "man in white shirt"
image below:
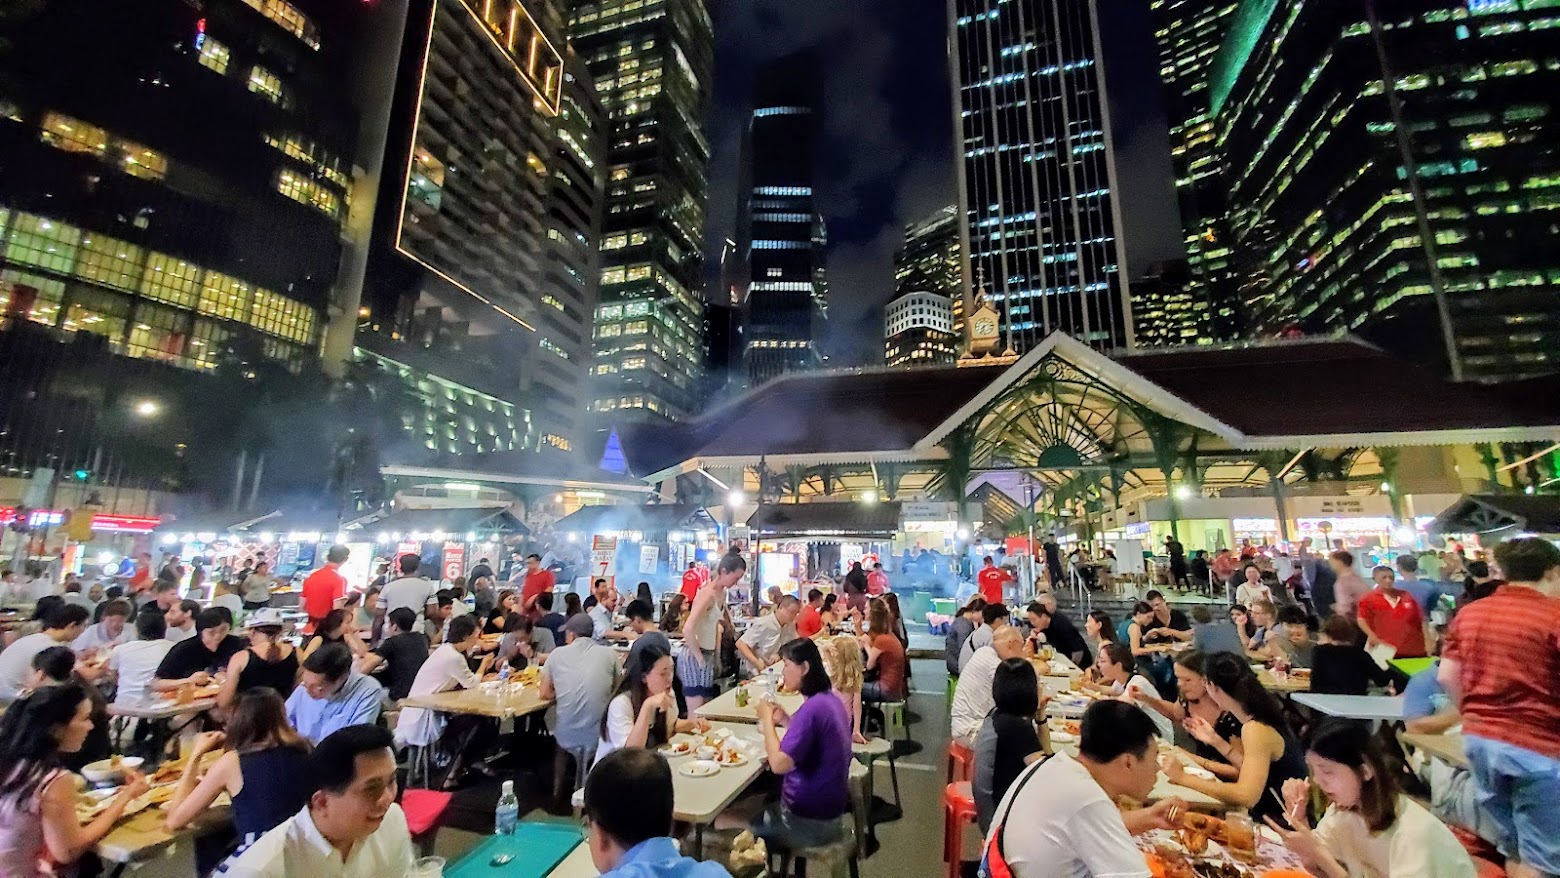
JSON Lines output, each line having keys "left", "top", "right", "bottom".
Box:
{"left": 392, "top": 616, "right": 494, "bottom": 785}
{"left": 0, "top": 603, "right": 90, "bottom": 702}
{"left": 71, "top": 598, "right": 133, "bottom": 654}
{"left": 164, "top": 599, "right": 199, "bottom": 642}
{"left": 374, "top": 555, "right": 437, "bottom": 631}
{"left": 960, "top": 603, "right": 1010, "bottom": 673}
{"left": 218, "top": 725, "right": 412, "bottom": 878}
{"left": 110, "top": 612, "right": 176, "bottom": 705}
{"left": 736, "top": 595, "right": 800, "bottom": 674}
{"left": 587, "top": 578, "right": 618, "bottom": 640}
{"left": 980, "top": 701, "right": 1183, "bottom": 878}
{"left": 951, "top": 626, "right": 1027, "bottom": 744}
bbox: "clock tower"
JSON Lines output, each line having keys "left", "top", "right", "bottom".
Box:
{"left": 958, "top": 277, "right": 1018, "bottom": 367}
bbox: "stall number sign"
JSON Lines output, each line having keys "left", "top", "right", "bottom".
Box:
{"left": 592, "top": 536, "right": 618, "bottom": 577}
{"left": 639, "top": 544, "right": 660, "bottom": 574}
{"left": 442, "top": 542, "right": 465, "bottom": 582}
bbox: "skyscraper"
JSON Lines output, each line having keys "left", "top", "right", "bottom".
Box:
{"left": 570, "top": 0, "right": 714, "bottom": 421}
{"left": 884, "top": 290, "right": 957, "bottom": 367}
{"left": 1146, "top": 0, "right": 1241, "bottom": 345}
{"left": 1214, "top": 0, "right": 1560, "bottom": 380}
{"left": 738, "top": 52, "right": 828, "bottom": 387}
{"left": 360, "top": 0, "right": 603, "bottom": 458}
{"left": 895, "top": 205, "right": 965, "bottom": 334}
{"left": 949, "top": 0, "right": 1135, "bottom": 353}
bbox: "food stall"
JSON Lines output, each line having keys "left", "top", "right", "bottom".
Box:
{"left": 344, "top": 506, "right": 530, "bottom": 586}
{"left": 549, "top": 503, "right": 720, "bottom": 596}
{"left": 745, "top": 502, "right": 902, "bottom": 595}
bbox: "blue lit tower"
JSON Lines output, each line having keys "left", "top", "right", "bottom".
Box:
{"left": 737, "top": 52, "right": 828, "bottom": 387}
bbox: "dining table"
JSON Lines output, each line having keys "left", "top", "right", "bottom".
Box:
{"left": 1401, "top": 730, "right": 1468, "bottom": 768}
{"left": 1291, "top": 692, "right": 1404, "bottom": 722}
{"left": 400, "top": 679, "right": 553, "bottom": 719}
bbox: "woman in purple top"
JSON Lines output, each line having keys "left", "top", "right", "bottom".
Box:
{"left": 754, "top": 638, "right": 853, "bottom": 850}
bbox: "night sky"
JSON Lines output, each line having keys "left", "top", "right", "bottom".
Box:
{"left": 705, "top": 0, "right": 1181, "bottom": 366}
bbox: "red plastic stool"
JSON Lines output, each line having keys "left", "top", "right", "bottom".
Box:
{"left": 947, "top": 740, "right": 974, "bottom": 784}
{"left": 942, "top": 781, "right": 977, "bottom": 878}
{"left": 402, "top": 788, "right": 454, "bottom": 856}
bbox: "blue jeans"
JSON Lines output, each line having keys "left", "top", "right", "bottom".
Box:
{"left": 1466, "top": 734, "right": 1560, "bottom": 873}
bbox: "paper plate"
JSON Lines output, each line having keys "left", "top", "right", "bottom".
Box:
{"left": 678, "top": 759, "right": 721, "bottom": 778}
{"left": 715, "top": 751, "right": 749, "bottom": 766}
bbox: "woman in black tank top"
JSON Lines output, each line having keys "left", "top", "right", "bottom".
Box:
{"left": 216, "top": 612, "right": 299, "bottom": 711}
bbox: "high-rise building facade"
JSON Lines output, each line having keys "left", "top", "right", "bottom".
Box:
{"left": 570, "top": 0, "right": 714, "bottom": 421}
{"left": 1214, "top": 0, "right": 1560, "bottom": 380}
{"left": 361, "top": 0, "right": 603, "bottom": 459}
{"left": 949, "top": 0, "right": 1134, "bottom": 353}
{"left": 884, "top": 290, "right": 957, "bottom": 367}
{"left": 0, "top": 0, "right": 361, "bottom": 375}
{"left": 738, "top": 52, "right": 828, "bottom": 387}
{"left": 0, "top": 0, "right": 367, "bottom": 494}
{"left": 1146, "top": 0, "right": 1240, "bottom": 345}
{"left": 895, "top": 205, "right": 965, "bottom": 335}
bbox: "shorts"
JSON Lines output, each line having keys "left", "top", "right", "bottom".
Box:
{"left": 1465, "top": 734, "right": 1560, "bottom": 873}
{"left": 677, "top": 647, "right": 718, "bottom": 697}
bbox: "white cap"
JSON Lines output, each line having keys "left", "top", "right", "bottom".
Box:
{"left": 500, "top": 780, "right": 514, "bottom": 794}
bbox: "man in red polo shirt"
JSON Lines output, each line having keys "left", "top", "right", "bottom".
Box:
{"left": 300, "top": 544, "right": 351, "bottom": 634}
{"left": 796, "top": 588, "right": 825, "bottom": 638}
{"left": 680, "top": 562, "right": 702, "bottom": 601}
{"left": 1356, "top": 564, "right": 1430, "bottom": 658}
{"left": 977, "top": 556, "right": 1012, "bottom": 605}
{"left": 1440, "top": 538, "right": 1560, "bottom": 878}
{"left": 518, "top": 553, "right": 554, "bottom": 620}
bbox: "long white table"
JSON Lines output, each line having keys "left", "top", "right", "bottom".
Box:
{"left": 1291, "top": 693, "right": 1404, "bottom": 721}
{"left": 694, "top": 686, "right": 805, "bottom": 723}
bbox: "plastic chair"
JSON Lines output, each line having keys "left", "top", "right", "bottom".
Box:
{"left": 767, "top": 817, "right": 859, "bottom": 878}
{"left": 942, "top": 781, "right": 977, "bottom": 878}
{"left": 401, "top": 788, "right": 453, "bottom": 856}
{"left": 947, "top": 740, "right": 974, "bottom": 784}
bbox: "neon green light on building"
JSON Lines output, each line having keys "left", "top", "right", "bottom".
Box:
{"left": 1209, "top": 0, "right": 1283, "bottom": 115}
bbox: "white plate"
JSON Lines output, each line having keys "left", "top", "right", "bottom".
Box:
{"left": 709, "top": 727, "right": 732, "bottom": 740}
{"left": 678, "top": 759, "right": 721, "bottom": 778}
{"left": 714, "top": 751, "right": 749, "bottom": 767}
{"left": 1050, "top": 731, "right": 1077, "bottom": 744}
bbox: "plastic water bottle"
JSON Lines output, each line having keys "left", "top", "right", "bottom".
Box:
{"left": 494, "top": 780, "right": 519, "bottom": 835}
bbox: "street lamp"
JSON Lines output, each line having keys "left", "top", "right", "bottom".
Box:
{"left": 1174, "top": 485, "right": 1194, "bottom": 500}
{"left": 727, "top": 490, "right": 745, "bottom": 507}
{"left": 862, "top": 489, "right": 878, "bottom": 504}
{"left": 1380, "top": 481, "right": 1393, "bottom": 493}
{"left": 133, "top": 400, "right": 160, "bottom": 418}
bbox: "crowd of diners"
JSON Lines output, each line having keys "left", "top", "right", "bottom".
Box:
{"left": 0, "top": 543, "right": 935, "bottom": 878}
{"left": 943, "top": 536, "right": 1560, "bottom": 878}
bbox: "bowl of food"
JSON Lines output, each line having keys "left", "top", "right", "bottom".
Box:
{"left": 82, "top": 755, "right": 144, "bottom": 785}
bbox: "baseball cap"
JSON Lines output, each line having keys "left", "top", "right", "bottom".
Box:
{"left": 245, "top": 608, "right": 286, "bottom": 629}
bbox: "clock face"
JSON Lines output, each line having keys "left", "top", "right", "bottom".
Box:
{"left": 974, "top": 318, "right": 996, "bottom": 336}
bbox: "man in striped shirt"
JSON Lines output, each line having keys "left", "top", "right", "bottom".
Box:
{"left": 1440, "top": 538, "right": 1560, "bottom": 878}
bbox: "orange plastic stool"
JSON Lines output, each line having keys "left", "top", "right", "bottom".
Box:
{"left": 942, "top": 781, "right": 977, "bottom": 878}
{"left": 947, "top": 740, "right": 974, "bottom": 784}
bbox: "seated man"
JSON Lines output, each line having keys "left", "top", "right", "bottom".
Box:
{"left": 736, "top": 595, "right": 799, "bottom": 675}
{"left": 959, "top": 603, "right": 1010, "bottom": 674}
{"left": 979, "top": 701, "right": 1182, "bottom": 878}
{"left": 220, "top": 724, "right": 412, "bottom": 878}
{"left": 950, "top": 626, "right": 1027, "bottom": 745}
{"left": 356, "top": 608, "right": 429, "bottom": 702}
{"left": 622, "top": 599, "right": 672, "bottom": 672}
{"left": 1188, "top": 605, "right": 1247, "bottom": 658}
{"left": 285, "top": 643, "right": 386, "bottom": 745}
{"left": 1269, "top": 605, "right": 1316, "bottom": 668}
{"left": 394, "top": 615, "right": 495, "bottom": 789}
{"left": 541, "top": 614, "right": 619, "bottom": 803}
{"left": 70, "top": 599, "right": 132, "bottom": 654}
{"left": 1402, "top": 660, "right": 1500, "bottom": 846}
{"left": 164, "top": 599, "right": 200, "bottom": 643}
{"left": 153, "top": 608, "right": 246, "bottom": 694}
{"left": 584, "top": 748, "right": 733, "bottom": 878}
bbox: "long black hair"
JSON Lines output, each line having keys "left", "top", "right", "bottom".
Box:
{"left": 1203, "top": 652, "right": 1288, "bottom": 730}
{"left": 1306, "top": 719, "right": 1399, "bottom": 832}
{"left": 778, "top": 638, "right": 833, "bottom": 697}
{"left": 601, "top": 643, "right": 675, "bottom": 747}
{"left": 0, "top": 683, "right": 91, "bottom": 806}
{"left": 992, "top": 658, "right": 1039, "bottom": 719}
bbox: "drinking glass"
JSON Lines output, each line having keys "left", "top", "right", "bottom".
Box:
{"left": 1224, "top": 814, "right": 1257, "bottom": 863}
{"left": 407, "top": 856, "right": 446, "bottom": 878}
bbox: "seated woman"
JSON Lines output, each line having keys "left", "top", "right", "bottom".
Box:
{"left": 1269, "top": 718, "right": 1475, "bottom": 878}
{"left": 164, "top": 687, "right": 312, "bottom": 857}
{"left": 594, "top": 644, "right": 705, "bottom": 762}
{"left": 0, "top": 683, "right": 149, "bottom": 878}
{"left": 217, "top": 609, "right": 298, "bottom": 711}
{"left": 1229, "top": 604, "right": 1259, "bottom": 652}
{"left": 1133, "top": 650, "right": 1244, "bottom": 773}
{"left": 825, "top": 634, "right": 870, "bottom": 744}
{"left": 1085, "top": 642, "right": 1174, "bottom": 740}
{"left": 1121, "top": 601, "right": 1162, "bottom": 677}
{"left": 298, "top": 609, "right": 368, "bottom": 663}
{"left": 25, "top": 647, "right": 112, "bottom": 771}
{"left": 1308, "top": 614, "right": 1398, "bottom": 697}
{"left": 1081, "top": 610, "right": 1114, "bottom": 682}
{"left": 484, "top": 590, "right": 521, "bottom": 636}
{"left": 1159, "top": 652, "right": 1308, "bottom": 825}
{"left": 857, "top": 599, "right": 906, "bottom": 704}
{"left": 659, "top": 594, "right": 686, "bottom": 635}
{"left": 753, "top": 638, "right": 853, "bottom": 849}
{"left": 972, "top": 658, "right": 1044, "bottom": 833}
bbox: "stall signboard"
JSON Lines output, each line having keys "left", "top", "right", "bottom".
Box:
{"left": 340, "top": 542, "right": 375, "bottom": 590}
{"left": 396, "top": 541, "right": 421, "bottom": 563}
{"left": 1233, "top": 517, "right": 1279, "bottom": 534}
{"left": 276, "top": 542, "right": 301, "bottom": 577}
{"left": 441, "top": 542, "right": 465, "bottom": 582}
{"left": 1123, "top": 522, "right": 1152, "bottom": 537}
{"left": 1297, "top": 517, "right": 1395, "bottom": 536}
{"left": 591, "top": 535, "right": 618, "bottom": 577}
{"left": 639, "top": 544, "right": 659, "bottom": 574}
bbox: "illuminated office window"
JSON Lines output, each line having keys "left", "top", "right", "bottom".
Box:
{"left": 140, "top": 253, "right": 201, "bottom": 309}
{"left": 120, "top": 141, "right": 167, "bottom": 181}
{"left": 6, "top": 212, "right": 81, "bottom": 274}
{"left": 240, "top": 0, "right": 320, "bottom": 49}
{"left": 38, "top": 113, "right": 108, "bottom": 156}
{"left": 198, "top": 37, "right": 231, "bottom": 73}
{"left": 76, "top": 233, "right": 144, "bottom": 291}
{"left": 275, "top": 170, "right": 343, "bottom": 221}
{"left": 248, "top": 66, "right": 289, "bottom": 106}
{"left": 198, "top": 271, "right": 253, "bottom": 321}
